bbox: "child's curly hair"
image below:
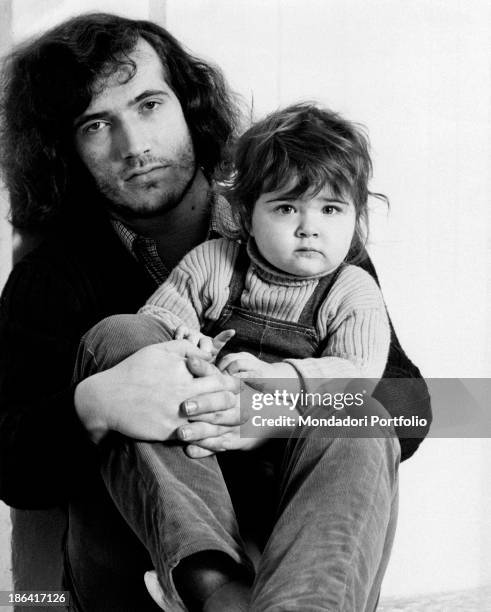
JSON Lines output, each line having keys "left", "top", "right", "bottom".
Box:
{"left": 226, "top": 102, "right": 387, "bottom": 263}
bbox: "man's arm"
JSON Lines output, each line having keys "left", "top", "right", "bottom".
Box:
{"left": 358, "top": 254, "right": 432, "bottom": 461}
{"left": 0, "top": 260, "right": 96, "bottom": 508}
{"left": 0, "top": 259, "right": 241, "bottom": 508}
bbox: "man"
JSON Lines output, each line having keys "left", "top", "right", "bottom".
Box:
{"left": 0, "top": 13, "right": 430, "bottom": 611}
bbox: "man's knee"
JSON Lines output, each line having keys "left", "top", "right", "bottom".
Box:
{"left": 75, "top": 314, "right": 171, "bottom": 378}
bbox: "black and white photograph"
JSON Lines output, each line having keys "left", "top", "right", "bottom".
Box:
{"left": 0, "top": 1, "right": 490, "bottom": 610}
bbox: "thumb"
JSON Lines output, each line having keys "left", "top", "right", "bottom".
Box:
{"left": 212, "top": 329, "right": 235, "bottom": 352}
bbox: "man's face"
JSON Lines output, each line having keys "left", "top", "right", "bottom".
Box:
{"left": 74, "top": 39, "right": 196, "bottom": 220}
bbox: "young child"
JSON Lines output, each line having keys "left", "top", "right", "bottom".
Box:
{"left": 138, "top": 102, "right": 390, "bottom": 393}
{"left": 130, "top": 102, "right": 393, "bottom": 610}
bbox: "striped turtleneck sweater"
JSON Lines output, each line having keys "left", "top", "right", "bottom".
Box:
{"left": 139, "top": 237, "right": 390, "bottom": 390}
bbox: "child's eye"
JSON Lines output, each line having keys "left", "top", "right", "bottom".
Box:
{"left": 275, "top": 204, "right": 296, "bottom": 214}
{"left": 322, "top": 205, "right": 338, "bottom": 215}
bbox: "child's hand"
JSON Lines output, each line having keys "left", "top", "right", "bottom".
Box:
{"left": 218, "top": 352, "right": 301, "bottom": 394}
{"left": 174, "top": 325, "right": 235, "bottom": 361}
{"left": 218, "top": 351, "right": 298, "bottom": 379}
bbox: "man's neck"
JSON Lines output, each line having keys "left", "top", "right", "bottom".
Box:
{"left": 121, "top": 170, "right": 212, "bottom": 270}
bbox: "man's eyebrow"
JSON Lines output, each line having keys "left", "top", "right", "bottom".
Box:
{"left": 132, "top": 89, "right": 168, "bottom": 104}
{"left": 74, "top": 89, "right": 168, "bottom": 130}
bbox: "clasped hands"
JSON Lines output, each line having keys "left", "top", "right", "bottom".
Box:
{"left": 75, "top": 326, "right": 298, "bottom": 457}
{"left": 174, "top": 326, "right": 299, "bottom": 457}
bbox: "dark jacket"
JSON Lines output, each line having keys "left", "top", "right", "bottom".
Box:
{"left": 0, "top": 214, "right": 155, "bottom": 508}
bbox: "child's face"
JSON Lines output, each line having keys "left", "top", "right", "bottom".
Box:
{"left": 250, "top": 184, "right": 356, "bottom": 276}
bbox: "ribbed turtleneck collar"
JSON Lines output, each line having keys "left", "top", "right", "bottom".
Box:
{"left": 246, "top": 238, "right": 340, "bottom": 286}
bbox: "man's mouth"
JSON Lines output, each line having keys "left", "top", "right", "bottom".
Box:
{"left": 125, "top": 165, "right": 169, "bottom": 182}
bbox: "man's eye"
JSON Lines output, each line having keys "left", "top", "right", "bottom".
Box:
{"left": 142, "top": 100, "right": 160, "bottom": 111}
{"left": 83, "top": 121, "right": 107, "bottom": 134}
{"left": 276, "top": 205, "right": 295, "bottom": 214}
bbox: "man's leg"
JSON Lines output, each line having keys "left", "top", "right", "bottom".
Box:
{"left": 70, "top": 314, "right": 253, "bottom": 611}
{"left": 250, "top": 402, "right": 400, "bottom": 612}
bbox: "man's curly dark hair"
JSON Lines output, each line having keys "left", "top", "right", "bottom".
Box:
{"left": 0, "top": 13, "right": 241, "bottom": 231}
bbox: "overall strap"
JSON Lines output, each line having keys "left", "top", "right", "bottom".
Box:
{"left": 298, "top": 265, "right": 345, "bottom": 326}
{"left": 226, "top": 242, "right": 250, "bottom": 307}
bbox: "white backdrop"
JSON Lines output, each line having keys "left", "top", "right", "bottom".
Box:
{"left": 0, "top": 0, "right": 490, "bottom": 602}
{"left": 166, "top": 1, "right": 491, "bottom": 598}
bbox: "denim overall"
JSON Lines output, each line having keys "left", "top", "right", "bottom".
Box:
{"left": 204, "top": 245, "right": 343, "bottom": 548}
{"left": 204, "top": 244, "right": 342, "bottom": 363}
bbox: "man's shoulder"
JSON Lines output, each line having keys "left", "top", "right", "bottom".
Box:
{"left": 17, "top": 216, "right": 135, "bottom": 274}
{"left": 4, "top": 221, "right": 151, "bottom": 316}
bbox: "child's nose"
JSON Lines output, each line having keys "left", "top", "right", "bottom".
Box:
{"left": 296, "top": 219, "right": 319, "bottom": 238}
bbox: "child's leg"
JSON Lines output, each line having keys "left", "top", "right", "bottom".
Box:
{"left": 250, "top": 398, "right": 400, "bottom": 612}
{"left": 74, "top": 313, "right": 173, "bottom": 377}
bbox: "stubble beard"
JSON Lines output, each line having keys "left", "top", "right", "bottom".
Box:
{"left": 98, "top": 145, "right": 197, "bottom": 221}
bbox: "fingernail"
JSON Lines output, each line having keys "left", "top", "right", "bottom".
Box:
{"left": 180, "top": 427, "right": 191, "bottom": 440}
{"left": 184, "top": 401, "right": 197, "bottom": 416}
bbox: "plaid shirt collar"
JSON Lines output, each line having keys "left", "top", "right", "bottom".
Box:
{"left": 111, "top": 191, "right": 237, "bottom": 286}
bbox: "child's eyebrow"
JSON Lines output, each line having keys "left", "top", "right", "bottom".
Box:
{"left": 262, "top": 195, "right": 296, "bottom": 204}
{"left": 319, "top": 196, "right": 350, "bottom": 206}
{"left": 262, "top": 194, "right": 351, "bottom": 205}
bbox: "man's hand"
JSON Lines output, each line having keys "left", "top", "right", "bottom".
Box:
{"left": 178, "top": 358, "right": 269, "bottom": 458}
{"left": 74, "top": 340, "right": 238, "bottom": 444}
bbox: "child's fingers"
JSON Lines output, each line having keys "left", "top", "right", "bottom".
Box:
{"left": 217, "top": 351, "right": 254, "bottom": 372}
{"left": 174, "top": 326, "right": 187, "bottom": 340}
{"left": 175, "top": 325, "right": 204, "bottom": 346}
{"left": 212, "top": 329, "right": 235, "bottom": 352}
{"left": 198, "top": 335, "right": 215, "bottom": 354}
{"left": 224, "top": 359, "right": 257, "bottom": 376}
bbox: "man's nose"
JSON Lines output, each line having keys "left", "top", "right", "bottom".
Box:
{"left": 117, "top": 121, "right": 151, "bottom": 160}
